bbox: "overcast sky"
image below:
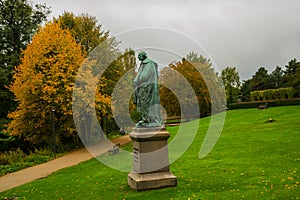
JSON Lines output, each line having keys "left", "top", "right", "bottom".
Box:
{"left": 33, "top": 0, "right": 300, "bottom": 80}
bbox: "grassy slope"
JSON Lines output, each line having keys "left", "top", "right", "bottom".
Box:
{"left": 1, "top": 106, "right": 299, "bottom": 199}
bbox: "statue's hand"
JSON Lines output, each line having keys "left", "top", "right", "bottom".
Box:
{"left": 133, "top": 80, "right": 140, "bottom": 87}
{"left": 132, "top": 80, "right": 137, "bottom": 87}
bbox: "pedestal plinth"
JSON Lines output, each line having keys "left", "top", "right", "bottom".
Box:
{"left": 128, "top": 126, "right": 177, "bottom": 191}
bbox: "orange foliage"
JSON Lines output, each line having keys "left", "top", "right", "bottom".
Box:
{"left": 7, "top": 22, "right": 85, "bottom": 145}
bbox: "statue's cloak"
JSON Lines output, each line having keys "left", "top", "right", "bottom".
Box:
{"left": 133, "top": 58, "right": 161, "bottom": 123}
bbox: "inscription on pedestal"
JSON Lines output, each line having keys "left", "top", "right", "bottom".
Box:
{"left": 133, "top": 147, "right": 139, "bottom": 163}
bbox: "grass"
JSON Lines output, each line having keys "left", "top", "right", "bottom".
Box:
{"left": 1, "top": 106, "right": 300, "bottom": 199}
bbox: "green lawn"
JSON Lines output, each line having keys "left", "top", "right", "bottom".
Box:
{"left": 1, "top": 106, "right": 300, "bottom": 199}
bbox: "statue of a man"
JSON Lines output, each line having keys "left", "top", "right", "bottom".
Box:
{"left": 133, "top": 51, "right": 162, "bottom": 127}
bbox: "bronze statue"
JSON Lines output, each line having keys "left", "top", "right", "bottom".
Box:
{"left": 133, "top": 51, "right": 162, "bottom": 127}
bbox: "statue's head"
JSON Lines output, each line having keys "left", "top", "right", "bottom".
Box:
{"left": 138, "top": 51, "right": 147, "bottom": 61}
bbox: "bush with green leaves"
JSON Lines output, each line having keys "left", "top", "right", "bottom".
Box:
{"left": 250, "top": 87, "right": 296, "bottom": 101}
{"left": 0, "top": 148, "right": 56, "bottom": 176}
{"left": 228, "top": 98, "right": 300, "bottom": 109}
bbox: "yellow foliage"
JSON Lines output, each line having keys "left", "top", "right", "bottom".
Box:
{"left": 160, "top": 57, "right": 215, "bottom": 118}
{"left": 7, "top": 22, "right": 84, "bottom": 144}
{"left": 7, "top": 20, "right": 136, "bottom": 146}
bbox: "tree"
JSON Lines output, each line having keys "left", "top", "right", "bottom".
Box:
{"left": 292, "top": 67, "right": 300, "bottom": 96}
{"left": 0, "top": 0, "right": 50, "bottom": 118}
{"left": 56, "top": 12, "right": 109, "bottom": 54}
{"left": 250, "top": 67, "right": 270, "bottom": 91}
{"left": 56, "top": 12, "right": 128, "bottom": 134}
{"left": 240, "top": 79, "right": 251, "bottom": 102}
{"left": 160, "top": 52, "right": 220, "bottom": 118}
{"left": 269, "top": 66, "right": 285, "bottom": 89}
{"left": 284, "top": 59, "right": 298, "bottom": 85}
{"left": 284, "top": 58, "right": 300, "bottom": 89}
{"left": 96, "top": 48, "right": 136, "bottom": 134}
{"left": 160, "top": 66, "right": 184, "bottom": 117}
{"left": 7, "top": 22, "right": 84, "bottom": 147}
{"left": 221, "top": 67, "right": 241, "bottom": 104}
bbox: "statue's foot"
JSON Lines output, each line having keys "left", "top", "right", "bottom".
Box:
{"left": 136, "top": 120, "right": 148, "bottom": 127}
{"left": 136, "top": 120, "right": 161, "bottom": 128}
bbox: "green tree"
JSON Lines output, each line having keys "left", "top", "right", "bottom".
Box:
{"left": 292, "top": 67, "right": 300, "bottom": 96}
{"left": 0, "top": 0, "right": 50, "bottom": 118}
{"left": 284, "top": 58, "right": 300, "bottom": 90}
{"left": 56, "top": 12, "right": 109, "bottom": 54}
{"left": 284, "top": 59, "right": 298, "bottom": 84}
{"left": 250, "top": 67, "right": 270, "bottom": 91}
{"left": 269, "top": 66, "right": 285, "bottom": 89}
{"left": 240, "top": 79, "right": 251, "bottom": 102}
{"left": 221, "top": 67, "right": 241, "bottom": 104}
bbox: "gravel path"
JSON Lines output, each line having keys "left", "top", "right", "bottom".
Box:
{"left": 0, "top": 135, "right": 131, "bottom": 193}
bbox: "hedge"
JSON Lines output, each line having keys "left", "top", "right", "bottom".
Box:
{"left": 228, "top": 98, "right": 300, "bottom": 110}
{"left": 250, "top": 87, "right": 296, "bottom": 101}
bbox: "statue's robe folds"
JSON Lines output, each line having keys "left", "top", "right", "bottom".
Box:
{"left": 133, "top": 58, "right": 161, "bottom": 126}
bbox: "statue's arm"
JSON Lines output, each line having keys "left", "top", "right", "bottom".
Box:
{"left": 136, "top": 63, "right": 156, "bottom": 85}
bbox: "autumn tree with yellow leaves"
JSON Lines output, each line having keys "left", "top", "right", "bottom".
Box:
{"left": 7, "top": 22, "right": 85, "bottom": 147}
{"left": 7, "top": 18, "right": 136, "bottom": 149}
{"left": 56, "top": 12, "right": 136, "bottom": 136}
{"left": 160, "top": 52, "right": 223, "bottom": 119}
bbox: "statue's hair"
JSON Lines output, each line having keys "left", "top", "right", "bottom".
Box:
{"left": 138, "top": 51, "right": 147, "bottom": 58}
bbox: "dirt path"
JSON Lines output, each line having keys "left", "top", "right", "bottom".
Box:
{"left": 0, "top": 135, "right": 131, "bottom": 193}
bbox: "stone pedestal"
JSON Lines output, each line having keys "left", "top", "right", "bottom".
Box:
{"left": 128, "top": 126, "right": 177, "bottom": 191}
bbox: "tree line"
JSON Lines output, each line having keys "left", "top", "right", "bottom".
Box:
{"left": 0, "top": 0, "right": 299, "bottom": 151}
{"left": 0, "top": 0, "right": 137, "bottom": 151}
{"left": 221, "top": 59, "right": 300, "bottom": 104}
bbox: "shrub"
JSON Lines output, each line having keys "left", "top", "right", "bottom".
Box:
{"left": 228, "top": 98, "right": 300, "bottom": 109}
{"left": 0, "top": 148, "right": 56, "bottom": 176}
{"left": 0, "top": 148, "right": 25, "bottom": 165}
{"left": 24, "top": 154, "right": 50, "bottom": 164}
{"left": 250, "top": 88, "right": 296, "bottom": 101}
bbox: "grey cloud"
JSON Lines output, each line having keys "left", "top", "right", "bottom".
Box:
{"left": 33, "top": 0, "right": 300, "bottom": 80}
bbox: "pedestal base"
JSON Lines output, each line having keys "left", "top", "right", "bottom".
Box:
{"left": 128, "top": 127, "right": 177, "bottom": 191}
{"left": 128, "top": 172, "right": 177, "bottom": 191}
